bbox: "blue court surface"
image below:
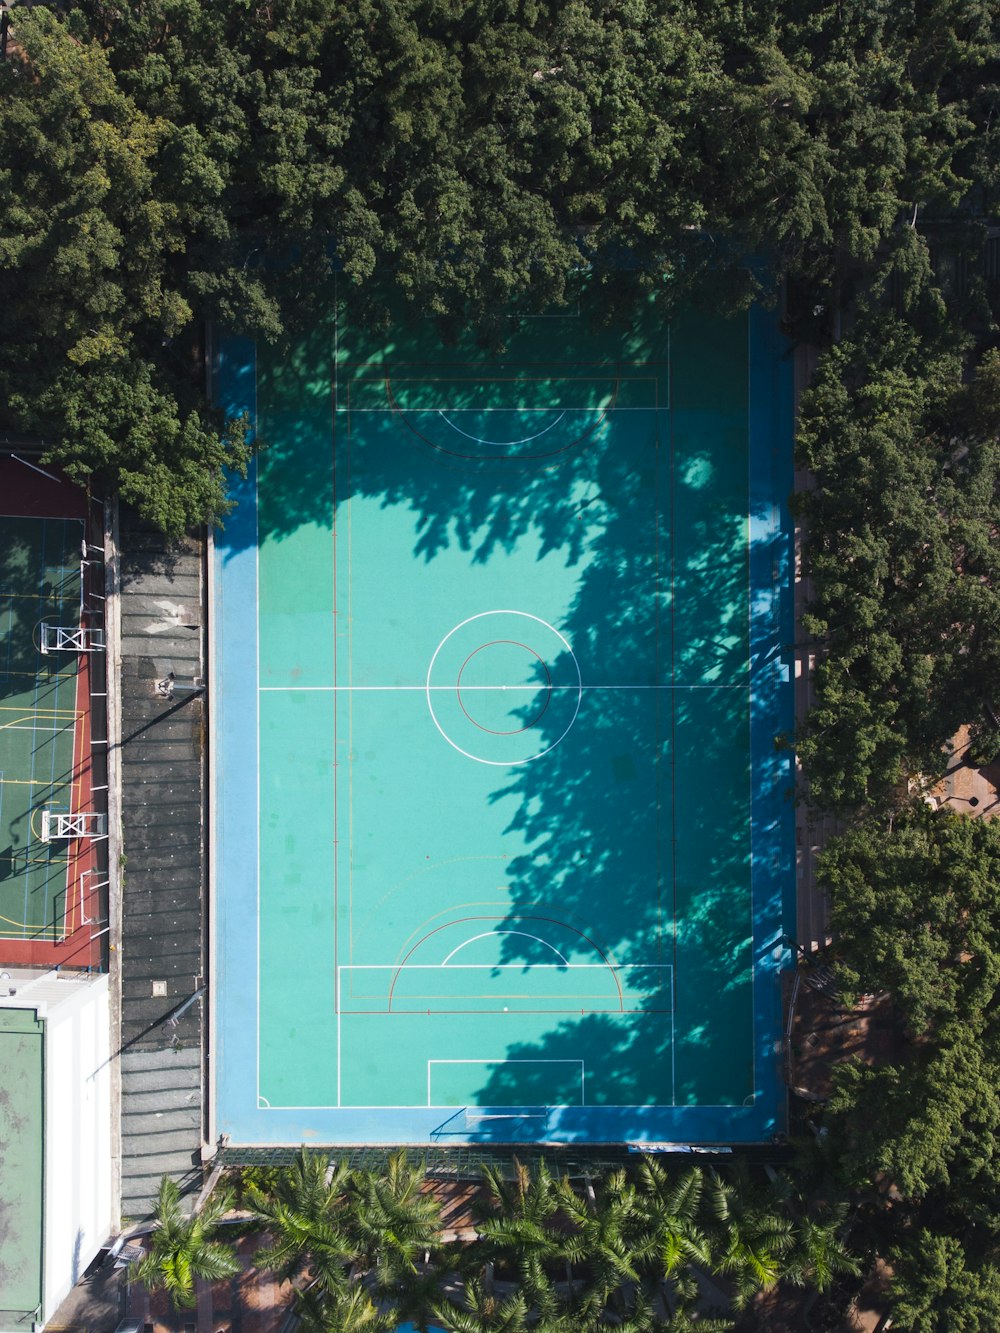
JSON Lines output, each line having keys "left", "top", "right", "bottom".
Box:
{"left": 210, "top": 293, "right": 795, "bottom": 1146}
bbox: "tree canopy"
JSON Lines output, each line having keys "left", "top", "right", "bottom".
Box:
{"left": 815, "top": 808, "right": 1000, "bottom": 1293}
{"left": 796, "top": 326, "right": 1000, "bottom": 808}
{"left": 2, "top": 0, "right": 999, "bottom": 528}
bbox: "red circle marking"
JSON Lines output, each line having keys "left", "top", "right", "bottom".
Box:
{"left": 456, "top": 640, "right": 553, "bottom": 735}
{"left": 385, "top": 378, "right": 617, "bottom": 464}
{"left": 386, "top": 915, "right": 624, "bottom": 1012}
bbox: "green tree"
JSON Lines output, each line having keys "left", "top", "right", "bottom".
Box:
{"left": 0, "top": 7, "right": 254, "bottom": 533}
{"left": 890, "top": 1232, "right": 1000, "bottom": 1332}
{"left": 634, "top": 1158, "right": 713, "bottom": 1279}
{"left": 291, "top": 1279, "right": 396, "bottom": 1333}
{"left": 435, "top": 1278, "right": 530, "bottom": 1333}
{"left": 245, "top": 1149, "right": 356, "bottom": 1296}
{"left": 4, "top": 0, "right": 1000, "bottom": 532}
{"left": 704, "top": 1167, "right": 795, "bottom": 1311}
{"left": 821, "top": 809, "right": 1000, "bottom": 1031}
{"left": 349, "top": 1149, "right": 442, "bottom": 1298}
{"left": 794, "top": 311, "right": 968, "bottom": 810}
{"left": 786, "top": 1203, "right": 861, "bottom": 1293}
{"left": 818, "top": 811, "right": 1000, "bottom": 1207}
{"left": 823, "top": 1030, "right": 1000, "bottom": 1201}
{"left": 131, "top": 1175, "right": 240, "bottom": 1310}
{"left": 475, "top": 1160, "right": 565, "bottom": 1318}
{"left": 556, "top": 1170, "right": 648, "bottom": 1321}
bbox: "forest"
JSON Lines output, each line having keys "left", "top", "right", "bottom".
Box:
{"left": 4, "top": 1, "right": 1000, "bottom": 1327}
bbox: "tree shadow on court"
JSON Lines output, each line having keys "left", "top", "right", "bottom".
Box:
{"left": 224, "top": 299, "right": 672, "bottom": 563}
{"left": 468, "top": 454, "right": 765, "bottom": 1114}
{"left": 0, "top": 521, "right": 82, "bottom": 702}
{"left": 221, "top": 298, "right": 792, "bottom": 1125}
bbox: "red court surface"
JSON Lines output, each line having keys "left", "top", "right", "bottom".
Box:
{"left": 0, "top": 455, "right": 107, "bottom": 970}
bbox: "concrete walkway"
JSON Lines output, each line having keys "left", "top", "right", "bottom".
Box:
{"left": 116, "top": 510, "right": 207, "bottom": 1219}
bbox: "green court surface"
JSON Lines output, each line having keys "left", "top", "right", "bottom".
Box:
{"left": 0, "top": 516, "right": 83, "bottom": 943}
{"left": 213, "top": 294, "right": 793, "bottom": 1144}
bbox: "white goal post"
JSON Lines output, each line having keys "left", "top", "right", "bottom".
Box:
{"left": 40, "top": 811, "right": 107, "bottom": 842}
{"left": 40, "top": 624, "right": 105, "bottom": 654}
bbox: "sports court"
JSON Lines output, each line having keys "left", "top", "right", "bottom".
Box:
{"left": 0, "top": 468, "right": 106, "bottom": 970}
{"left": 211, "top": 291, "right": 794, "bottom": 1145}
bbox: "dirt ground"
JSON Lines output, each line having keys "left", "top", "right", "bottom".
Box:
{"left": 788, "top": 977, "right": 902, "bottom": 1104}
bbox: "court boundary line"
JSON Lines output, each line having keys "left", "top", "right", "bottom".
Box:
{"left": 746, "top": 315, "right": 757, "bottom": 1106}
{"left": 254, "top": 346, "right": 262, "bottom": 1112}
{"left": 1, "top": 515, "right": 86, "bottom": 944}
{"left": 216, "top": 305, "right": 794, "bottom": 1140}
{"left": 427, "top": 1059, "right": 586, "bottom": 1109}
{"left": 332, "top": 350, "right": 674, "bottom": 1113}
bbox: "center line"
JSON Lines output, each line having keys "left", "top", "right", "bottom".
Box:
{"left": 258, "top": 683, "right": 744, "bottom": 691}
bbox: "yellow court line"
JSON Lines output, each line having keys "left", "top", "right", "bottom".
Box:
{"left": 0, "top": 912, "right": 62, "bottom": 932}
{"left": 0, "top": 710, "right": 80, "bottom": 721}
{"left": 0, "top": 704, "right": 82, "bottom": 717}
{"left": 0, "top": 719, "right": 80, "bottom": 734}
{"left": 0, "top": 777, "right": 84, "bottom": 789}
{"left": 28, "top": 805, "right": 69, "bottom": 841}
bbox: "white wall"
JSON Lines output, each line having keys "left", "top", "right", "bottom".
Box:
{"left": 40, "top": 975, "right": 112, "bottom": 1325}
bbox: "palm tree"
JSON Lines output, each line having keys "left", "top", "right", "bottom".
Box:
{"left": 634, "top": 1159, "right": 714, "bottom": 1281}
{"left": 246, "top": 1148, "right": 356, "bottom": 1296}
{"left": 556, "top": 1170, "right": 647, "bottom": 1320}
{"left": 786, "top": 1203, "right": 862, "bottom": 1293}
{"left": 291, "top": 1279, "right": 396, "bottom": 1333}
{"left": 474, "top": 1159, "right": 565, "bottom": 1318}
{"left": 349, "top": 1149, "right": 442, "bottom": 1297}
{"left": 392, "top": 1248, "right": 453, "bottom": 1332}
{"left": 704, "top": 1166, "right": 795, "bottom": 1311}
{"left": 131, "top": 1175, "right": 241, "bottom": 1310}
{"left": 435, "top": 1276, "right": 530, "bottom": 1333}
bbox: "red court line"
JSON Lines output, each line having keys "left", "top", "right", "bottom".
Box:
{"left": 339, "top": 1007, "right": 673, "bottom": 1016}
{"left": 383, "top": 378, "right": 620, "bottom": 463}
{"left": 336, "top": 359, "right": 670, "bottom": 371}
{"left": 332, "top": 323, "right": 340, "bottom": 1017}
{"left": 456, "top": 640, "right": 552, "bottom": 735}
{"left": 386, "top": 915, "right": 625, "bottom": 1013}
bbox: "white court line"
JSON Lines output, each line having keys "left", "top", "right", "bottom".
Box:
{"left": 0, "top": 721, "right": 77, "bottom": 731}
{"left": 426, "top": 611, "right": 582, "bottom": 769}
{"left": 335, "top": 405, "right": 664, "bottom": 412}
{"left": 438, "top": 408, "right": 567, "bottom": 446}
{"left": 258, "top": 683, "right": 745, "bottom": 691}
{"left": 254, "top": 342, "right": 262, "bottom": 1113}
{"left": 427, "top": 1058, "right": 586, "bottom": 1109}
{"left": 441, "top": 930, "right": 568, "bottom": 965}
{"left": 339, "top": 962, "right": 673, "bottom": 1007}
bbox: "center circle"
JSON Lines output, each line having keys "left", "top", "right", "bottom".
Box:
{"left": 426, "top": 610, "right": 583, "bottom": 766}
{"left": 456, "top": 640, "right": 553, "bottom": 735}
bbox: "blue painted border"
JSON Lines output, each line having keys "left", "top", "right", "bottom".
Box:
{"left": 211, "top": 309, "right": 796, "bottom": 1145}
{"left": 746, "top": 303, "right": 796, "bottom": 1141}
{"left": 210, "top": 335, "right": 261, "bottom": 1143}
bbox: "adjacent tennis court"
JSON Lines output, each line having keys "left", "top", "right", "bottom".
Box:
{"left": 0, "top": 511, "right": 103, "bottom": 965}
{"left": 211, "top": 292, "right": 794, "bottom": 1144}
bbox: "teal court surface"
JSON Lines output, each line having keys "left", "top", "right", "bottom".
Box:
{"left": 211, "top": 293, "right": 794, "bottom": 1145}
